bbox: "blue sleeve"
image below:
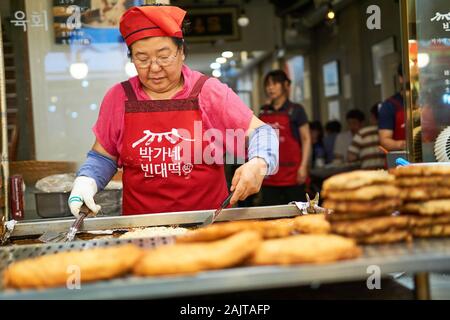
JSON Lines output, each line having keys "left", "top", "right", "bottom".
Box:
{"left": 378, "top": 102, "right": 395, "bottom": 130}
{"left": 248, "top": 124, "right": 279, "bottom": 176}
{"left": 77, "top": 150, "right": 118, "bottom": 191}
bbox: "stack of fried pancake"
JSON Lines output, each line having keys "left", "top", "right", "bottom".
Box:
{"left": 322, "top": 170, "right": 409, "bottom": 244}
{"left": 394, "top": 164, "right": 450, "bottom": 238}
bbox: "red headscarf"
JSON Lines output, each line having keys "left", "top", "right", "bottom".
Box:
{"left": 119, "top": 6, "right": 186, "bottom": 46}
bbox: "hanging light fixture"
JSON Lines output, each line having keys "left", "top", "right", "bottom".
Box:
{"left": 326, "top": 8, "right": 335, "bottom": 20}
{"left": 237, "top": 8, "right": 250, "bottom": 27}
{"left": 325, "top": 2, "right": 336, "bottom": 24}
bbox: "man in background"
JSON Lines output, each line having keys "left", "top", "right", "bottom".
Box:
{"left": 333, "top": 109, "right": 365, "bottom": 164}
{"left": 348, "top": 103, "right": 385, "bottom": 169}
{"left": 378, "top": 64, "right": 406, "bottom": 151}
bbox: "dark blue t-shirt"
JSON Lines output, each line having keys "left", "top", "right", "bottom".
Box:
{"left": 378, "top": 92, "right": 404, "bottom": 131}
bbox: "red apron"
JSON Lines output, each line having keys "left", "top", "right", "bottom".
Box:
{"left": 387, "top": 96, "right": 406, "bottom": 141}
{"left": 259, "top": 103, "right": 302, "bottom": 186}
{"left": 119, "top": 76, "right": 229, "bottom": 215}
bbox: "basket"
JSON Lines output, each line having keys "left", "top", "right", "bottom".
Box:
{"left": 9, "top": 161, "right": 78, "bottom": 186}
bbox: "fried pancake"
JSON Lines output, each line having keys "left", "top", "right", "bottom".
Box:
{"left": 247, "top": 234, "right": 361, "bottom": 265}
{"left": 400, "top": 202, "right": 422, "bottom": 214}
{"left": 325, "top": 211, "right": 393, "bottom": 222}
{"left": 410, "top": 214, "right": 450, "bottom": 227}
{"left": 322, "top": 170, "right": 394, "bottom": 192}
{"left": 412, "top": 224, "right": 450, "bottom": 238}
{"left": 401, "top": 200, "right": 450, "bottom": 215}
{"left": 323, "top": 198, "right": 401, "bottom": 214}
{"left": 400, "top": 188, "right": 450, "bottom": 201}
{"left": 395, "top": 176, "right": 450, "bottom": 187}
{"left": 133, "top": 231, "right": 261, "bottom": 276}
{"left": 322, "top": 185, "right": 400, "bottom": 201}
{"left": 294, "top": 214, "right": 330, "bottom": 234}
{"left": 355, "top": 230, "right": 412, "bottom": 244}
{"left": 393, "top": 164, "right": 450, "bottom": 177}
{"left": 3, "top": 245, "right": 143, "bottom": 289}
{"left": 331, "top": 216, "right": 410, "bottom": 237}
{"left": 176, "top": 218, "right": 297, "bottom": 243}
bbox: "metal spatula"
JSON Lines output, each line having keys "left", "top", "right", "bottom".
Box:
{"left": 38, "top": 205, "right": 90, "bottom": 243}
{"left": 201, "top": 192, "right": 234, "bottom": 227}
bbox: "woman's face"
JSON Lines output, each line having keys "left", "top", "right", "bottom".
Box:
{"left": 131, "top": 36, "right": 185, "bottom": 94}
{"left": 265, "top": 79, "right": 289, "bottom": 101}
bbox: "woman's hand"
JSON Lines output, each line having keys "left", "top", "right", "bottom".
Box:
{"left": 229, "top": 158, "right": 268, "bottom": 205}
{"left": 297, "top": 165, "right": 308, "bottom": 185}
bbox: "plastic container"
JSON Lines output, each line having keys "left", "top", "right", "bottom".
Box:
{"left": 34, "top": 190, "right": 122, "bottom": 218}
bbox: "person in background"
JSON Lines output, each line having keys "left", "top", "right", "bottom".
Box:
{"left": 323, "top": 120, "right": 341, "bottom": 164}
{"left": 258, "top": 70, "right": 311, "bottom": 205}
{"left": 378, "top": 63, "right": 406, "bottom": 151}
{"left": 309, "top": 121, "right": 326, "bottom": 169}
{"left": 333, "top": 109, "right": 365, "bottom": 164}
{"left": 348, "top": 103, "right": 385, "bottom": 169}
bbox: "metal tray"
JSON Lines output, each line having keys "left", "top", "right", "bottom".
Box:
{"left": 34, "top": 190, "right": 122, "bottom": 218}
{"left": 10, "top": 204, "right": 302, "bottom": 238}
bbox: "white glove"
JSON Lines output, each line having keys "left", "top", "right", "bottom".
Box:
{"left": 68, "top": 176, "right": 101, "bottom": 217}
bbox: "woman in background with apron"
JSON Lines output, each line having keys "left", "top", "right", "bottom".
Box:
{"left": 259, "top": 70, "right": 311, "bottom": 205}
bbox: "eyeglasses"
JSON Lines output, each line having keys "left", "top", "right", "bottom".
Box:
{"left": 132, "top": 49, "right": 180, "bottom": 69}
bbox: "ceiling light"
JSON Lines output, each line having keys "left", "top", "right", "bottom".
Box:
{"left": 216, "top": 57, "right": 227, "bottom": 64}
{"left": 69, "top": 62, "right": 88, "bottom": 79}
{"left": 210, "top": 62, "right": 221, "bottom": 69}
{"left": 326, "top": 2, "right": 336, "bottom": 22}
{"left": 222, "top": 51, "right": 233, "bottom": 58}
{"left": 326, "top": 9, "right": 335, "bottom": 20}
{"left": 237, "top": 10, "right": 250, "bottom": 27}
{"left": 417, "top": 53, "right": 430, "bottom": 68}
{"left": 212, "top": 70, "right": 222, "bottom": 77}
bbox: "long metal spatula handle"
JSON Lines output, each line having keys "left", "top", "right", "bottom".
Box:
{"left": 65, "top": 205, "right": 90, "bottom": 242}
{"left": 213, "top": 191, "right": 234, "bottom": 220}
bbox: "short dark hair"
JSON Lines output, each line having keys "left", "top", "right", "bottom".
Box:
{"left": 370, "top": 103, "right": 381, "bottom": 120}
{"left": 346, "top": 109, "right": 365, "bottom": 122}
{"left": 264, "top": 70, "right": 291, "bottom": 87}
{"left": 325, "top": 120, "right": 341, "bottom": 133}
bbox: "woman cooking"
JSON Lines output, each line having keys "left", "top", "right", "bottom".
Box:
{"left": 68, "top": 5, "right": 279, "bottom": 216}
